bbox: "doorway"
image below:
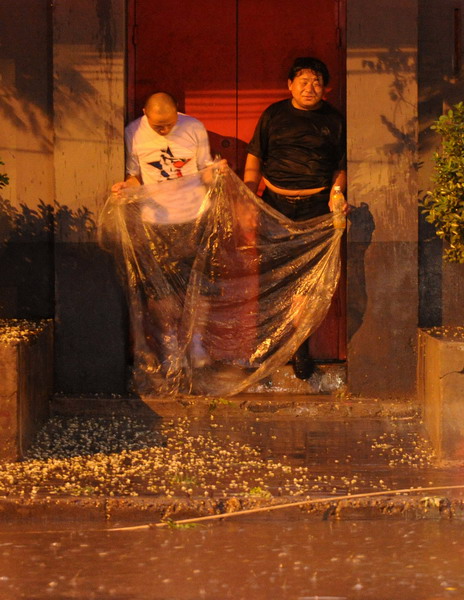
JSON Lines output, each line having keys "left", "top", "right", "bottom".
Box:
{"left": 127, "top": 0, "right": 346, "bottom": 360}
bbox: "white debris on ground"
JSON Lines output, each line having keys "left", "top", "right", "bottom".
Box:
{"left": 0, "top": 415, "right": 437, "bottom": 502}
{"left": 0, "top": 416, "right": 315, "bottom": 499}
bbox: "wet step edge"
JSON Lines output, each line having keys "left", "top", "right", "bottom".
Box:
{"left": 50, "top": 393, "right": 420, "bottom": 420}
{"left": 1, "top": 492, "right": 464, "bottom": 528}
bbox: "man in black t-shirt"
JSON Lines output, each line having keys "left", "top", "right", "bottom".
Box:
{"left": 244, "top": 57, "right": 348, "bottom": 377}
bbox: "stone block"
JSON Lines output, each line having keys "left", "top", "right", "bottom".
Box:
{"left": 0, "top": 320, "right": 53, "bottom": 461}
{"left": 418, "top": 327, "right": 464, "bottom": 460}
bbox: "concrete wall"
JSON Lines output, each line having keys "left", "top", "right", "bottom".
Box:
{"left": 346, "top": 0, "right": 419, "bottom": 398}
{"left": 52, "top": 0, "right": 127, "bottom": 394}
{"left": 0, "top": 1, "right": 128, "bottom": 394}
{"left": 418, "top": 0, "right": 464, "bottom": 328}
{"left": 0, "top": 1, "right": 54, "bottom": 319}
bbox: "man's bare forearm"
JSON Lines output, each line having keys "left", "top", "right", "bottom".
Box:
{"left": 243, "top": 154, "right": 262, "bottom": 194}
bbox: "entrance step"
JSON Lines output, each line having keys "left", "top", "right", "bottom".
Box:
{"left": 244, "top": 363, "right": 346, "bottom": 395}
{"left": 51, "top": 362, "right": 348, "bottom": 420}
{"left": 51, "top": 391, "right": 418, "bottom": 421}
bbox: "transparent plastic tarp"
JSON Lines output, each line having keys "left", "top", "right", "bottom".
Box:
{"left": 98, "top": 166, "right": 343, "bottom": 397}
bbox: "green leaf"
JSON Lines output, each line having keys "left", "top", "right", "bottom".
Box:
{"left": 424, "top": 102, "right": 464, "bottom": 262}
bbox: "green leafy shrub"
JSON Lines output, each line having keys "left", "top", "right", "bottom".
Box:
{"left": 0, "top": 160, "right": 8, "bottom": 189}
{"left": 422, "top": 101, "right": 464, "bottom": 263}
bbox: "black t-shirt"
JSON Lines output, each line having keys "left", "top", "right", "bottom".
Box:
{"left": 247, "top": 99, "right": 346, "bottom": 190}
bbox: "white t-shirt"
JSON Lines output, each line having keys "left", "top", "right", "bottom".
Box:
{"left": 125, "top": 113, "right": 212, "bottom": 185}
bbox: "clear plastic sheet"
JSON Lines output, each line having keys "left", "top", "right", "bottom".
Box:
{"left": 98, "top": 166, "right": 343, "bottom": 397}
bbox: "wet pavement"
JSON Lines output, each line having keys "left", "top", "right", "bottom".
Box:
{"left": 0, "top": 407, "right": 463, "bottom": 523}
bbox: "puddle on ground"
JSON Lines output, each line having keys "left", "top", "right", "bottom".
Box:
{"left": 1, "top": 518, "right": 464, "bottom": 599}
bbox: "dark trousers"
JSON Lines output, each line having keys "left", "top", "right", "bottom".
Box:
{"left": 261, "top": 187, "right": 331, "bottom": 367}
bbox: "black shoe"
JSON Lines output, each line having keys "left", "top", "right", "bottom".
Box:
{"left": 292, "top": 343, "right": 317, "bottom": 380}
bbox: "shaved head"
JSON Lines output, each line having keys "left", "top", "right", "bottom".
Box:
{"left": 143, "top": 92, "right": 178, "bottom": 136}
{"left": 144, "top": 92, "right": 177, "bottom": 115}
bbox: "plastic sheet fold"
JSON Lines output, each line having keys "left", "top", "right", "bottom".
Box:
{"left": 98, "top": 166, "right": 343, "bottom": 397}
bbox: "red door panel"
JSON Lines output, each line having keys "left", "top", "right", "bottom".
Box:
{"left": 129, "top": 0, "right": 239, "bottom": 168}
{"left": 237, "top": 0, "right": 344, "bottom": 151}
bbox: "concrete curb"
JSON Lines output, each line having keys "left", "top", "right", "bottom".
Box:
{"left": 2, "top": 491, "right": 464, "bottom": 527}
{"left": 51, "top": 394, "right": 420, "bottom": 420}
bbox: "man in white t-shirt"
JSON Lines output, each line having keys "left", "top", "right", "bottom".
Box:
{"left": 112, "top": 92, "right": 212, "bottom": 190}
{"left": 111, "top": 92, "right": 214, "bottom": 373}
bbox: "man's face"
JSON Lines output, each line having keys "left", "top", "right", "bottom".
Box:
{"left": 288, "top": 69, "right": 325, "bottom": 110}
{"left": 144, "top": 108, "right": 178, "bottom": 136}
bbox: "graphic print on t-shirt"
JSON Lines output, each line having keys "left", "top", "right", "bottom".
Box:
{"left": 147, "top": 146, "right": 191, "bottom": 179}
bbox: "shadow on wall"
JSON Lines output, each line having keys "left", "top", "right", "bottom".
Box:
{"left": 348, "top": 47, "right": 419, "bottom": 248}
{"left": 360, "top": 45, "right": 464, "bottom": 329}
{"left": 362, "top": 47, "right": 419, "bottom": 168}
{"left": 347, "top": 202, "right": 375, "bottom": 341}
{"left": 348, "top": 48, "right": 423, "bottom": 342}
{"left": 1, "top": 0, "right": 123, "bottom": 144}
{"left": 52, "top": 66, "right": 123, "bottom": 143}
{"left": 0, "top": 70, "right": 123, "bottom": 159}
{"left": 0, "top": 198, "right": 55, "bottom": 318}
{"left": 0, "top": 196, "right": 97, "bottom": 318}
{"left": 0, "top": 89, "right": 53, "bottom": 155}
{"left": 419, "top": 206, "right": 443, "bottom": 326}
{"left": 0, "top": 195, "right": 129, "bottom": 395}
{"left": 0, "top": 197, "right": 96, "bottom": 243}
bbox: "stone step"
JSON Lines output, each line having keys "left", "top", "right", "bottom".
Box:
{"left": 51, "top": 362, "right": 349, "bottom": 420}
{"left": 51, "top": 390, "right": 418, "bottom": 421}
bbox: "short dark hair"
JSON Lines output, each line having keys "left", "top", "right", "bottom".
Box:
{"left": 288, "top": 57, "right": 330, "bottom": 85}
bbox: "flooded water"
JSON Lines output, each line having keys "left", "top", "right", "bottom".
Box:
{"left": 1, "top": 517, "right": 464, "bottom": 599}
{"left": 1, "top": 413, "right": 464, "bottom": 598}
